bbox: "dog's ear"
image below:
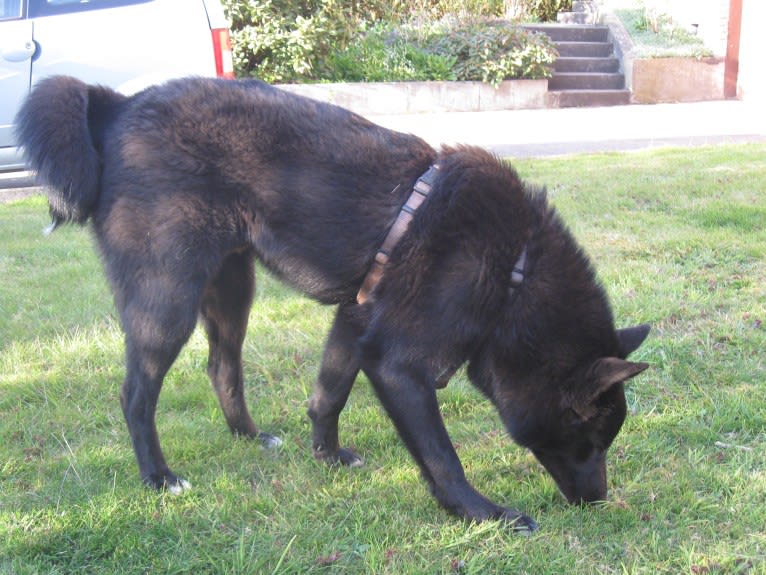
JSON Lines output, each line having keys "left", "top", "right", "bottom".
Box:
{"left": 588, "top": 357, "right": 650, "bottom": 389}
{"left": 617, "top": 324, "right": 651, "bottom": 356}
{"left": 572, "top": 358, "right": 649, "bottom": 420}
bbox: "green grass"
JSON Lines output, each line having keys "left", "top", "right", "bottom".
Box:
{"left": 2, "top": 144, "right": 766, "bottom": 573}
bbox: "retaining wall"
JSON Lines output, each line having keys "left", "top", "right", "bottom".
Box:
{"left": 278, "top": 80, "right": 549, "bottom": 115}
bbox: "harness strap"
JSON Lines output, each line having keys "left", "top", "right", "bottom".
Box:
{"left": 356, "top": 164, "right": 530, "bottom": 306}
{"left": 357, "top": 165, "right": 440, "bottom": 304}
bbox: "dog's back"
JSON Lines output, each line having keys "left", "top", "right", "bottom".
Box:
{"left": 17, "top": 77, "right": 435, "bottom": 300}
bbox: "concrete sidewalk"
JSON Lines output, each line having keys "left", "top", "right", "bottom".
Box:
{"left": 368, "top": 99, "right": 766, "bottom": 157}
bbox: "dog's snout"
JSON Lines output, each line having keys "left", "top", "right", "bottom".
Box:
{"left": 534, "top": 448, "right": 608, "bottom": 505}
{"left": 566, "top": 486, "right": 607, "bottom": 505}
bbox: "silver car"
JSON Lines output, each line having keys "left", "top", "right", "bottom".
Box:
{"left": 1, "top": 0, "right": 233, "bottom": 172}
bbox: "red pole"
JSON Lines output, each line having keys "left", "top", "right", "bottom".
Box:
{"left": 724, "top": 0, "right": 743, "bottom": 99}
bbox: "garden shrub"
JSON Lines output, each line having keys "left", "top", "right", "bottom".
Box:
{"left": 527, "top": 0, "right": 572, "bottom": 22}
{"left": 388, "top": 0, "right": 505, "bottom": 18}
{"left": 323, "top": 19, "right": 556, "bottom": 85}
{"left": 222, "top": 0, "right": 375, "bottom": 83}
{"left": 424, "top": 19, "right": 557, "bottom": 85}
{"left": 223, "top": 1, "right": 559, "bottom": 83}
{"left": 321, "top": 25, "right": 457, "bottom": 82}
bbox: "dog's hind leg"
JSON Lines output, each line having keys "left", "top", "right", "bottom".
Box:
{"left": 119, "top": 276, "right": 201, "bottom": 493}
{"left": 308, "top": 304, "right": 363, "bottom": 466}
{"left": 200, "top": 250, "right": 280, "bottom": 449}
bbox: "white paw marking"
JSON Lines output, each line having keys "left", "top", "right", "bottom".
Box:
{"left": 261, "top": 434, "right": 283, "bottom": 449}
{"left": 168, "top": 478, "right": 192, "bottom": 495}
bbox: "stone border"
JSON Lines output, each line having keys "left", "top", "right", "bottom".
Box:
{"left": 630, "top": 57, "right": 724, "bottom": 103}
{"left": 278, "top": 80, "right": 549, "bottom": 115}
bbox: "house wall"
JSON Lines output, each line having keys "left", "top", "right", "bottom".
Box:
{"left": 737, "top": 0, "right": 766, "bottom": 101}
{"left": 639, "top": 0, "right": 764, "bottom": 102}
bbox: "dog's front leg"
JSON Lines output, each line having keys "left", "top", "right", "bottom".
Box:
{"left": 363, "top": 359, "right": 538, "bottom": 531}
{"left": 308, "top": 305, "right": 363, "bottom": 467}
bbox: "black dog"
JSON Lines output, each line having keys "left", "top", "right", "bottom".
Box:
{"left": 17, "top": 76, "right": 649, "bottom": 531}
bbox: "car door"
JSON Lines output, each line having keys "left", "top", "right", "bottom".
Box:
{"left": 29, "top": 0, "right": 218, "bottom": 95}
{"left": 0, "top": 1, "right": 34, "bottom": 151}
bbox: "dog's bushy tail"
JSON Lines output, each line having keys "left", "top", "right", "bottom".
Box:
{"left": 15, "top": 75, "right": 125, "bottom": 230}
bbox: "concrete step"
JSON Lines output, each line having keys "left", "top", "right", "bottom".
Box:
{"left": 523, "top": 24, "right": 609, "bottom": 43}
{"left": 524, "top": 20, "right": 631, "bottom": 107}
{"left": 548, "top": 72, "right": 625, "bottom": 91}
{"left": 554, "top": 57, "right": 620, "bottom": 73}
{"left": 548, "top": 89, "right": 631, "bottom": 107}
{"left": 555, "top": 41, "right": 614, "bottom": 58}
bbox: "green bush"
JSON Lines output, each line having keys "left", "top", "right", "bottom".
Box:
{"left": 323, "top": 19, "right": 556, "bottom": 85}
{"left": 222, "top": 0, "right": 369, "bottom": 83}
{"left": 424, "top": 19, "right": 557, "bottom": 85}
{"left": 528, "top": 0, "right": 573, "bottom": 22}
{"left": 223, "top": 1, "right": 559, "bottom": 83}
{"left": 388, "top": 0, "right": 505, "bottom": 18}
{"left": 322, "top": 25, "right": 457, "bottom": 82}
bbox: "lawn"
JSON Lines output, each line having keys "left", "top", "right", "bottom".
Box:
{"left": 1, "top": 144, "right": 765, "bottom": 574}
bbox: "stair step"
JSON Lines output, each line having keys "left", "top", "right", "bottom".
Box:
{"left": 526, "top": 19, "right": 631, "bottom": 107}
{"left": 523, "top": 24, "right": 609, "bottom": 43}
{"left": 554, "top": 57, "right": 620, "bottom": 73}
{"left": 549, "top": 72, "right": 624, "bottom": 91}
{"left": 555, "top": 41, "right": 614, "bottom": 58}
{"left": 549, "top": 89, "right": 631, "bottom": 108}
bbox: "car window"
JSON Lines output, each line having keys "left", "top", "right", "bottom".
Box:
{"left": 0, "top": 0, "right": 23, "bottom": 20}
{"left": 29, "top": 0, "right": 151, "bottom": 18}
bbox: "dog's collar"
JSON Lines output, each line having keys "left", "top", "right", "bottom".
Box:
{"left": 357, "top": 164, "right": 440, "bottom": 304}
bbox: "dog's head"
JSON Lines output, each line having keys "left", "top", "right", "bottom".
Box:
{"left": 469, "top": 324, "right": 650, "bottom": 504}
{"left": 526, "top": 330, "right": 649, "bottom": 504}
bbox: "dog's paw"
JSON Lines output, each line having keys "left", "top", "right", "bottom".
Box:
{"left": 167, "top": 478, "right": 192, "bottom": 495}
{"left": 258, "top": 432, "right": 283, "bottom": 449}
{"left": 144, "top": 472, "right": 192, "bottom": 495}
{"left": 336, "top": 447, "right": 364, "bottom": 467}
{"left": 314, "top": 446, "right": 364, "bottom": 468}
{"left": 499, "top": 509, "right": 538, "bottom": 533}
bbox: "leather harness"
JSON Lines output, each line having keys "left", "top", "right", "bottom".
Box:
{"left": 356, "top": 165, "right": 441, "bottom": 304}
{"left": 356, "top": 164, "right": 528, "bottom": 305}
